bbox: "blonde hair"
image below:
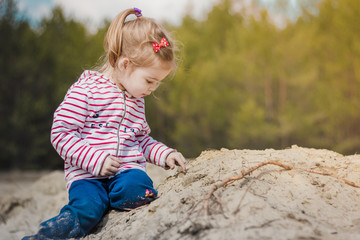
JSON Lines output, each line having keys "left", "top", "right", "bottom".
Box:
{"left": 98, "top": 8, "right": 177, "bottom": 73}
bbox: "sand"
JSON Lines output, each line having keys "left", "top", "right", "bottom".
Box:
{"left": 1, "top": 145, "right": 360, "bottom": 240}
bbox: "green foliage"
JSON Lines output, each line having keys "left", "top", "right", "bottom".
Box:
{"left": 148, "top": 0, "right": 360, "bottom": 157}
{"left": 0, "top": 0, "right": 359, "bottom": 169}
{"left": 0, "top": 0, "right": 104, "bottom": 169}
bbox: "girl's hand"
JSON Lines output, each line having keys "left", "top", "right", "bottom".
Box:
{"left": 165, "top": 152, "right": 187, "bottom": 173}
{"left": 99, "top": 155, "right": 122, "bottom": 177}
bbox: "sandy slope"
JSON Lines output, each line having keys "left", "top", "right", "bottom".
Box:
{"left": 1, "top": 145, "right": 360, "bottom": 240}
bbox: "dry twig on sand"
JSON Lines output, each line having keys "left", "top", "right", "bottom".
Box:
{"left": 202, "top": 160, "right": 360, "bottom": 215}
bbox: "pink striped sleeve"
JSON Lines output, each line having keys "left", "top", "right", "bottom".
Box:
{"left": 51, "top": 81, "right": 107, "bottom": 176}
{"left": 136, "top": 123, "right": 175, "bottom": 168}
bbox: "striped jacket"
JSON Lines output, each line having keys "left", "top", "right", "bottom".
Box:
{"left": 51, "top": 70, "right": 174, "bottom": 189}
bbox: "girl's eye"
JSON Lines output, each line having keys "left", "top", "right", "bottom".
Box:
{"left": 146, "top": 79, "right": 161, "bottom": 87}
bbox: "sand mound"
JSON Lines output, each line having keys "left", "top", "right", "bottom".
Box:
{"left": 1, "top": 146, "right": 360, "bottom": 240}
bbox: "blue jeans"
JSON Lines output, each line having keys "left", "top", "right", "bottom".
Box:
{"left": 23, "top": 169, "right": 157, "bottom": 239}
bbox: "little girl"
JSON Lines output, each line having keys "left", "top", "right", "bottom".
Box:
{"left": 23, "top": 8, "right": 186, "bottom": 239}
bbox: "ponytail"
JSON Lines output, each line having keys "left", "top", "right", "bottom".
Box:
{"left": 104, "top": 8, "right": 138, "bottom": 67}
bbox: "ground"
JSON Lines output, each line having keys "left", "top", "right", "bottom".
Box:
{"left": 1, "top": 145, "right": 360, "bottom": 240}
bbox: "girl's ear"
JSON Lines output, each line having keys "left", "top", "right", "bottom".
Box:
{"left": 117, "top": 57, "right": 130, "bottom": 71}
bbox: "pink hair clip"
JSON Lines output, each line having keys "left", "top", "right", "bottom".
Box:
{"left": 134, "top": 8, "right": 142, "bottom": 17}
{"left": 152, "top": 38, "right": 169, "bottom": 53}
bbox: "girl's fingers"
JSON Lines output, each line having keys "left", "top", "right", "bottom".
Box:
{"left": 174, "top": 154, "right": 187, "bottom": 173}
{"left": 177, "top": 159, "right": 187, "bottom": 173}
{"left": 111, "top": 160, "right": 121, "bottom": 168}
{"left": 167, "top": 159, "right": 175, "bottom": 169}
{"left": 109, "top": 156, "right": 122, "bottom": 164}
{"left": 109, "top": 166, "right": 119, "bottom": 173}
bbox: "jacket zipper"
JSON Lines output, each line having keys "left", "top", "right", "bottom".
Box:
{"left": 115, "top": 91, "right": 127, "bottom": 157}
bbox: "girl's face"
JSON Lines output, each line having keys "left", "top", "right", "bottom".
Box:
{"left": 117, "top": 60, "right": 172, "bottom": 98}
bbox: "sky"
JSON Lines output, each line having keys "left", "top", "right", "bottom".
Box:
{"left": 16, "top": 0, "right": 221, "bottom": 31}
{"left": 15, "top": 0, "right": 303, "bottom": 32}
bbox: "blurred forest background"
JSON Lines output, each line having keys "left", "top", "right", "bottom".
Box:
{"left": 0, "top": 0, "right": 359, "bottom": 170}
